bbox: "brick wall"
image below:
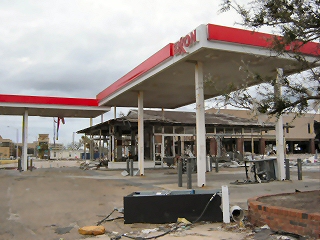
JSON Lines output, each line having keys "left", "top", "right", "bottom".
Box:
{"left": 248, "top": 191, "right": 320, "bottom": 239}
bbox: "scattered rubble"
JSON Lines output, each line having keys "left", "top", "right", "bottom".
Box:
{"left": 79, "top": 159, "right": 108, "bottom": 170}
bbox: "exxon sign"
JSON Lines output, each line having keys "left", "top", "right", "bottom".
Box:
{"left": 173, "top": 30, "right": 197, "bottom": 56}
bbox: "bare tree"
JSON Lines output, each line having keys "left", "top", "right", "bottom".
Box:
{"left": 216, "top": 0, "right": 319, "bottom": 117}
{"left": 66, "top": 141, "right": 83, "bottom": 150}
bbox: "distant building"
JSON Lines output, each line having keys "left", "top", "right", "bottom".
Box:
{"left": 50, "top": 150, "right": 82, "bottom": 160}
{"left": 0, "top": 133, "right": 83, "bottom": 160}
{"left": 49, "top": 143, "right": 64, "bottom": 151}
{"left": 0, "top": 136, "right": 15, "bottom": 159}
{"left": 37, "top": 134, "right": 50, "bottom": 159}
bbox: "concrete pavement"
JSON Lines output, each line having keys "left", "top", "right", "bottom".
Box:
{"left": 0, "top": 161, "right": 319, "bottom": 240}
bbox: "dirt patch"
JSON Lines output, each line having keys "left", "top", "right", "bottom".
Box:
{"left": 258, "top": 190, "right": 320, "bottom": 214}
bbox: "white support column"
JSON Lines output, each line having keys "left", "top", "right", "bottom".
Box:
{"left": 138, "top": 91, "right": 144, "bottom": 175}
{"left": 130, "top": 131, "right": 136, "bottom": 157}
{"left": 195, "top": 61, "right": 206, "bottom": 187}
{"left": 152, "top": 126, "right": 155, "bottom": 162}
{"left": 84, "top": 134, "right": 87, "bottom": 159}
{"left": 216, "top": 137, "right": 221, "bottom": 157}
{"left": 275, "top": 68, "right": 285, "bottom": 180}
{"left": 161, "top": 135, "right": 165, "bottom": 167}
{"left": 99, "top": 129, "right": 102, "bottom": 159}
{"left": 90, "top": 118, "right": 93, "bottom": 160}
{"left": 251, "top": 128, "right": 254, "bottom": 154}
{"left": 111, "top": 134, "right": 115, "bottom": 162}
{"left": 22, "top": 109, "right": 28, "bottom": 171}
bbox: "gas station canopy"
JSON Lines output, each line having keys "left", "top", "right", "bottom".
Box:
{"left": 97, "top": 24, "right": 319, "bottom": 109}
{"left": 0, "top": 94, "right": 110, "bottom": 118}
{"left": 0, "top": 23, "right": 318, "bottom": 177}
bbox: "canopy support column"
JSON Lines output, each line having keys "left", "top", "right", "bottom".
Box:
{"left": 99, "top": 129, "right": 102, "bottom": 159}
{"left": 275, "top": 68, "right": 285, "bottom": 180}
{"left": 90, "top": 118, "right": 93, "bottom": 160}
{"left": 21, "top": 109, "right": 28, "bottom": 171}
{"left": 195, "top": 61, "right": 206, "bottom": 187}
{"left": 138, "top": 91, "right": 144, "bottom": 176}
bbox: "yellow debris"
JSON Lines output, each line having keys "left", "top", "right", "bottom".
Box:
{"left": 177, "top": 217, "right": 192, "bottom": 225}
{"left": 78, "top": 226, "right": 105, "bottom": 235}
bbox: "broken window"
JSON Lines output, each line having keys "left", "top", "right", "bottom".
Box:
{"left": 206, "top": 126, "right": 215, "bottom": 133}
{"left": 164, "top": 126, "right": 173, "bottom": 134}
{"left": 216, "top": 127, "right": 224, "bottom": 134}
{"left": 234, "top": 128, "right": 242, "bottom": 134}
{"left": 175, "top": 126, "right": 184, "bottom": 134}
{"left": 185, "top": 127, "right": 195, "bottom": 134}
{"left": 225, "top": 128, "right": 234, "bottom": 134}
{"left": 154, "top": 126, "right": 162, "bottom": 133}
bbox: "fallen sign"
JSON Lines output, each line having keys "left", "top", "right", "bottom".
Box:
{"left": 123, "top": 189, "right": 222, "bottom": 224}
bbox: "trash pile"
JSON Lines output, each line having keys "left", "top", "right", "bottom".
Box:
{"left": 79, "top": 159, "right": 109, "bottom": 170}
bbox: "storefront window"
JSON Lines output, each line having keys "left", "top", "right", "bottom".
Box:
{"left": 252, "top": 128, "right": 261, "bottom": 134}
{"left": 154, "top": 126, "right": 162, "bottom": 133}
{"left": 225, "top": 128, "right": 234, "bottom": 134}
{"left": 244, "top": 128, "right": 252, "bottom": 133}
{"left": 175, "top": 126, "right": 184, "bottom": 134}
{"left": 184, "top": 127, "right": 194, "bottom": 134}
{"left": 164, "top": 126, "right": 173, "bottom": 133}
{"left": 206, "top": 126, "right": 215, "bottom": 133}
{"left": 234, "top": 128, "right": 242, "bottom": 134}
{"left": 164, "top": 136, "right": 174, "bottom": 156}
{"left": 216, "top": 127, "right": 224, "bottom": 134}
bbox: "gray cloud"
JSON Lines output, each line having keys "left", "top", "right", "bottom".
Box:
{"left": 0, "top": 0, "right": 245, "bottom": 144}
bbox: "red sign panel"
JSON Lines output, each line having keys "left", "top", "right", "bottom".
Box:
{"left": 173, "top": 30, "right": 197, "bottom": 56}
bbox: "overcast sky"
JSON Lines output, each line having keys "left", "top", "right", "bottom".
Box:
{"left": 0, "top": 0, "right": 249, "bottom": 145}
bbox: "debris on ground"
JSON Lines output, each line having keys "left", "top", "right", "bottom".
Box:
{"left": 222, "top": 160, "right": 244, "bottom": 168}
{"left": 79, "top": 159, "right": 108, "bottom": 170}
{"left": 141, "top": 228, "right": 159, "bottom": 234}
{"left": 104, "top": 215, "right": 254, "bottom": 239}
{"left": 55, "top": 226, "right": 73, "bottom": 235}
{"left": 177, "top": 217, "right": 192, "bottom": 225}
{"left": 78, "top": 225, "right": 105, "bottom": 235}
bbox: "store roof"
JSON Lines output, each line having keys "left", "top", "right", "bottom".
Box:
{"left": 77, "top": 109, "right": 274, "bottom": 134}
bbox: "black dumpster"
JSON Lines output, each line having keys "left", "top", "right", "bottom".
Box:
{"left": 124, "top": 189, "right": 222, "bottom": 224}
